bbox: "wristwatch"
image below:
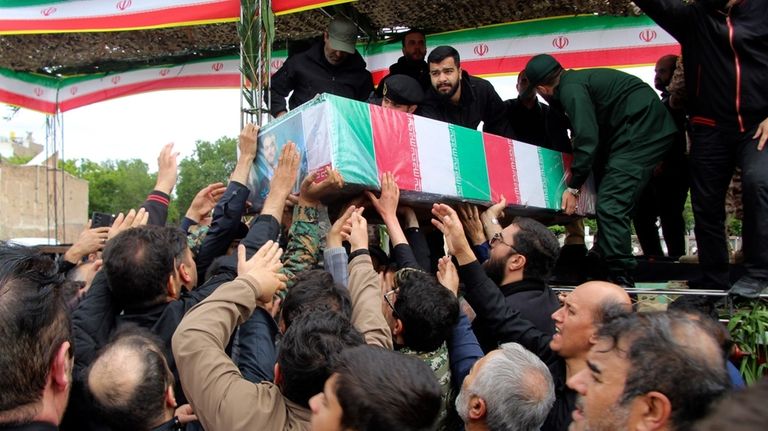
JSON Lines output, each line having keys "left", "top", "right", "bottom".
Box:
{"left": 566, "top": 187, "right": 580, "bottom": 197}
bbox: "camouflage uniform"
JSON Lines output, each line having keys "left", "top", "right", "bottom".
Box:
{"left": 400, "top": 344, "right": 459, "bottom": 431}
{"left": 279, "top": 204, "right": 321, "bottom": 293}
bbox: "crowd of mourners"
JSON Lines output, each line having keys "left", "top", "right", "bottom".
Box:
{"left": 1, "top": 0, "right": 767, "bottom": 430}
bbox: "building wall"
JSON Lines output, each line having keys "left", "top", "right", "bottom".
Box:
{"left": 0, "top": 163, "right": 88, "bottom": 244}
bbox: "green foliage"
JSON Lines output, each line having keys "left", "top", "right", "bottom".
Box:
{"left": 2, "top": 154, "right": 33, "bottom": 165}
{"left": 175, "top": 137, "right": 237, "bottom": 219}
{"left": 59, "top": 158, "right": 155, "bottom": 216}
{"left": 728, "top": 300, "right": 768, "bottom": 385}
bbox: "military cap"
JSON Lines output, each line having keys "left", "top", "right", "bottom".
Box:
{"left": 382, "top": 74, "right": 424, "bottom": 105}
{"left": 523, "top": 54, "right": 562, "bottom": 93}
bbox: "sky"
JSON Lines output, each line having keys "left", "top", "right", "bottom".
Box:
{"left": 0, "top": 66, "right": 656, "bottom": 173}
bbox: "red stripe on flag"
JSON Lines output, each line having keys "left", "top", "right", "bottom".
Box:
{"left": 462, "top": 45, "right": 681, "bottom": 76}
{"left": 369, "top": 104, "right": 421, "bottom": 192}
{"left": 483, "top": 134, "right": 520, "bottom": 204}
{"left": 0, "top": 2, "right": 238, "bottom": 33}
{"left": 59, "top": 74, "right": 240, "bottom": 112}
{"left": 372, "top": 45, "right": 680, "bottom": 85}
{"left": 0, "top": 89, "right": 56, "bottom": 114}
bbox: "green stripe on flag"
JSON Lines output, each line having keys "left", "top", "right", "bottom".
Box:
{"left": 328, "top": 95, "right": 378, "bottom": 187}
{"left": 449, "top": 125, "right": 491, "bottom": 201}
{"left": 537, "top": 147, "right": 567, "bottom": 210}
{"left": 0, "top": 68, "right": 59, "bottom": 87}
{"left": 363, "top": 15, "right": 657, "bottom": 56}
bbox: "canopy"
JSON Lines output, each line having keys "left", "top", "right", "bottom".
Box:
{"left": 0, "top": 13, "right": 678, "bottom": 114}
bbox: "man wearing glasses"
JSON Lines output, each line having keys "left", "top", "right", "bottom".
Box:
{"left": 471, "top": 218, "right": 562, "bottom": 353}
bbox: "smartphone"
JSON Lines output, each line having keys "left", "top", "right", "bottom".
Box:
{"left": 92, "top": 212, "right": 116, "bottom": 228}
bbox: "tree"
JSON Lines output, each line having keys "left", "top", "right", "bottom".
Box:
{"left": 175, "top": 136, "right": 237, "bottom": 219}
{"left": 60, "top": 158, "right": 155, "bottom": 216}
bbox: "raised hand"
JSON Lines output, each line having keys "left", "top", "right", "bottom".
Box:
{"left": 237, "top": 240, "right": 286, "bottom": 303}
{"left": 366, "top": 172, "right": 399, "bottom": 221}
{"left": 458, "top": 204, "right": 486, "bottom": 245}
{"left": 238, "top": 123, "right": 260, "bottom": 160}
{"left": 431, "top": 203, "right": 474, "bottom": 264}
{"left": 436, "top": 255, "right": 459, "bottom": 296}
{"left": 328, "top": 204, "right": 358, "bottom": 248}
{"left": 299, "top": 166, "right": 344, "bottom": 206}
{"left": 155, "top": 143, "right": 179, "bottom": 195}
{"left": 107, "top": 208, "right": 149, "bottom": 240}
{"left": 185, "top": 182, "right": 226, "bottom": 223}
{"left": 64, "top": 220, "right": 110, "bottom": 263}
{"left": 341, "top": 208, "right": 367, "bottom": 252}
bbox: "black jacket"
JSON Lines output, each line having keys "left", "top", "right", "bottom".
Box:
{"left": 506, "top": 98, "right": 572, "bottom": 153}
{"left": 458, "top": 260, "right": 575, "bottom": 431}
{"left": 374, "top": 56, "right": 431, "bottom": 97}
{"left": 635, "top": 0, "right": 768, "bottom": 132}
{"left": 270, "top": 41, "right": 374, "bottom": 116}
{"left": 419, "top": 71, "right": 512, "bottom": 136}
{"left": 471, "top": 278, "right": 560, "bottom": 353}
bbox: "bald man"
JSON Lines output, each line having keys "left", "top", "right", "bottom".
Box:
{"left": 430, "top": 203, "right": 632, "bottom": 431}
{"left": 86, "top": 329, "right": 196, "bottom": 431}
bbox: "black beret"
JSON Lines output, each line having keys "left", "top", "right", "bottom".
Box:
{"left": 382, "top": 74, "right": 424, "bottom": 105}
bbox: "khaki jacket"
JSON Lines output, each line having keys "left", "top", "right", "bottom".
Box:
{"left": 172, "top": 275, "right": 310, "bottom": 431}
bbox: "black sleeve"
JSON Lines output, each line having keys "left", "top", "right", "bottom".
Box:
{"left": 141, "top": 190, "right": 170, "bottom": 226}
{"left": 481, "top": 82, "right": 515, "bottom": 138}
{"left": 632, "top": 0, "right": 693, "bottom": 42}
{"left": 391, "top": 243, "right": 423, "bottom": 271}
{"left": 195, "top": 181, "right": 250, "bottom": 283}
{"left": 270, "top": 58, "right": 295, "bottom": 116}
{"left": 458, "top": 260, "right": 558, "bottom": 366}
{"left": 404, "top": 227, "right": 432, "bottom": 272}
{"left": 72, "top": 271, "right": 118, "bottom": 377}
{"left": 213, "top": 213, "right": 282, "bottom": 277}
{"left": 357, "top": 71, "right": 374, "bottom": 101}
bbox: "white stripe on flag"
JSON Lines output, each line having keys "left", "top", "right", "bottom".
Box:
{"left": 513, "top": 141, "right": 547, "bottom": 208}
{"left": 414, "top": 115, "right": 458, "bottom": 197}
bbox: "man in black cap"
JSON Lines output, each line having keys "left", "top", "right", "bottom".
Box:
{"left": 419, "top": 45, "right": 512, "bottom": 136}
{"left": 378, "top": 74, "right": 423, "bottom": 114}
{"left": 270, "top": 16, "right": 374, "bottom": 118}
{"left": 523, "top": 54, "right": 676, "bottom": 287}
{"left": 375, "top": 29, "right": 430, "bottom": 97}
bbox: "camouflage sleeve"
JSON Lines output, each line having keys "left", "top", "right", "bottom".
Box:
{"left": 279, "top": 204, "right": 320, "bottom": 290}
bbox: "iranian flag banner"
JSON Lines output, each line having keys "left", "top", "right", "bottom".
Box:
{"left": 251, "top": 93, "right": 596, "bottom": 215}
{"left": 0, "top": 0, "right": 349, "bottom": 34}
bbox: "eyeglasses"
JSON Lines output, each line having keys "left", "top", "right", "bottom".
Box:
{"left": 383, "top": 288, "right": 399, "bottom": 316}
{"left": 489, "top": 232, "right": 516, "bottom": 251}
{"left": 383, "top": 267, "right": 422, "bottom": 317}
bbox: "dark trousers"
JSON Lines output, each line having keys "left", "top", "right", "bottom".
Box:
{"left": 689, "top": 124, "right": 768, "bottom": 289}
{"left": 594, "top": 134, "right": 674, "bottom": 275}
{"left": 633, "top": 150, "right": 689, "bottom": 258}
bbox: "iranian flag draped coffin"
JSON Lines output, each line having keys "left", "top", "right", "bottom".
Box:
{"left": 249, "top": 93, "right": 595, "bottom": 215}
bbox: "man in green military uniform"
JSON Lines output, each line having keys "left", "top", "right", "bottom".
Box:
{"left": 524, "top": 54, "right": 676, "bottom": 287}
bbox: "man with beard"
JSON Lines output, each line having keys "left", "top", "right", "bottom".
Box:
{"left": 270, "top": 17, "right": 373, "bottom": 118}
{"left": 375, "top": 29, "right": 430, "bottom": 97}
{"left": 455, "top": 343, "right": 554, "bottom": 431}
{"left": 567, "top": 312, "right": 730, "bottom": 431}
{"left": 524, "top": 54, "right": 676, "bottom": 288}
{"left": 632, "top": 0, "right": 768, "bottom": 297}
{"left": 472, "top": 217, "right": 562, "bottom": 353}
{"left": 419, "top": 46, "right": 512, "bottom": 136}
{"left": 431, "top": 203, "right": 632, "bottom": 431}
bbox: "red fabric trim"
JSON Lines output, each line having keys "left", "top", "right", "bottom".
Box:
{"left": 0, "top": 2, "right": 238, "bottom": 33}
{"left": 147, "top": 194, "right": 170, "bottom": 206}
{"left": 691, "top": 116, "right": 717, "bottom": 127}
{"left": 726, "top": 16, "right": 745, "bottom": 132}
{"left": 0, "top": 89, "right": 56, "bottom": 114}
{"left": 59, "top": 74, "right": 240, "bottom": 112}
